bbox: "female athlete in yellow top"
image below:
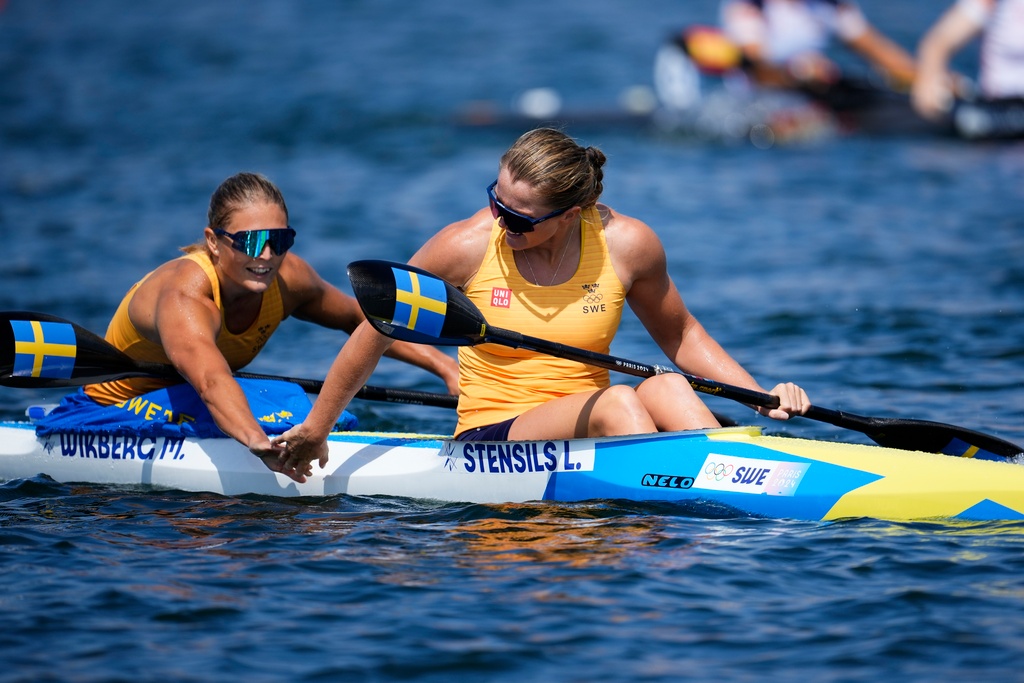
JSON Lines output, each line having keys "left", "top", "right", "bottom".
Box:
{"left": 85, "top": 172, "right": 458, "bottom": 482}
{"left": 274, "top": 128, "right": 810, "bottom": 474}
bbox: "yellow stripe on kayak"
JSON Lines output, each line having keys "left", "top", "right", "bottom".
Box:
{"left": 713, "top": 432, "right": 1024, "bottom": 521}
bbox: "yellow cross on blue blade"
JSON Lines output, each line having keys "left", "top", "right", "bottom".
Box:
{"left": 11, "top": 320, "right": 77, "bottom": 379}
{"left": 391, "top": 267, "right": 447, "bottom": 338}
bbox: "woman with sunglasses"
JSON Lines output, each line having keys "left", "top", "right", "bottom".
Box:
{"left": 272, "top": 128, "right": 810, "bottom": 476}
{"left": 83, "top": 172, "right": 459, "bottom": 481}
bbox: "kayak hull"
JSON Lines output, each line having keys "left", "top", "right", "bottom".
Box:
{"left": 2, "top": 421, "right": 1023, "bottom": 522}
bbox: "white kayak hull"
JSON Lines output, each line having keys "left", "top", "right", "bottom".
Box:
{"left": 2, "top": 420, "right": 1023, "bottom": 522}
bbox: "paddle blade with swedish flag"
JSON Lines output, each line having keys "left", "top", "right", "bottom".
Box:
{"left": 0, "top": 311, "right": 172, "bottom": 388}
{"left": 348, "top": 260, "right": 488, "bottom": 346}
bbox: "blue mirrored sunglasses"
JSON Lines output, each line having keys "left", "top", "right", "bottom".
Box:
{"left": 486, "top": 180, "right": 572, "bottom": 234}
{"left": 214, "top": 227, "right": 296, "bottom": 258}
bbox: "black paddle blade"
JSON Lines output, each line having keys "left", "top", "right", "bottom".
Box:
{"left": 348, "top": 260, "right": 487, "bottom": 346}
{"left": 806, "top": 405, "right": 1024, "bottom": 461}
{"left": 862, "top": 417, "right": 1023, "bottom": 461}
{"left": 0, "top": 311, "right": 175, "bottom": 388}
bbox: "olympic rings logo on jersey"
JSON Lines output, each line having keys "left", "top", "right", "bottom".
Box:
{"left": 704, "top": 461, "right": 733, "bottom": 481}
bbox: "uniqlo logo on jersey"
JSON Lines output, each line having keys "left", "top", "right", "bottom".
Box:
{"left": 490, "top": 287, "right": 511, "bottom": 308}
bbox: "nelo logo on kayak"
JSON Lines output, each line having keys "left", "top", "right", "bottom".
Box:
{"left": 641, "top": 473, "right": 694, "bottom": 489}
{"left": 693, "top": 454, "right": 810, "bottom": 497}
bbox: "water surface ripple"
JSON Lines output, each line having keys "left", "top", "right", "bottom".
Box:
{"left": 2, "top": 1, "right": 1024, "bottom": 680}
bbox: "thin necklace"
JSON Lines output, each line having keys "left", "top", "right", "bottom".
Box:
{"left": 523, "top": 222, "right": 577, "bottom": 286}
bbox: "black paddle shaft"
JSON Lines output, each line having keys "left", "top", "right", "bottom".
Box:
{"left": 482, "top": 325, "right": 772, "bottom": 406}
{"left": 0, "top": 311, "right": 458, "bottom": 409}
{"left": 484, "top": 327, "right": 1021, "bottom": 456}
{"left": 348, "top": 259, "right": 1024, "bottom": 460}
{"left": 0, "top": 311, "right": 177, "bottom": 387}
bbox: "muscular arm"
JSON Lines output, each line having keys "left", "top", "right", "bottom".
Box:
{"left": 165, "top": 314, "right": 273, "bottom": 449}
{"left": 128, "top": 260, "right": 305, "bottom": 475}
{"left": 280, "top": 254, "right": 459, "bottom": 393}
{"left": 614, "top": 218, "right": 764, "bottom": 390}
{"left": 609, "top": 212, "right": 808, "bottom": 419}
{"left": 274, "top": 210, "right": 492, "bottom": 471}
{"left": 722, "top": 0, "right": 915, "bottom": 89}
{"left": 844, "top": 25, "right": 917, "bottom": 90}
{"left": 279, "top": 319, "right": 395, "bottom": 463}
{"left": 408, "top": 208, "right": 493, "bottom": 288}
{"left": 912, "top": 3, "right": 985, "bottom": 119}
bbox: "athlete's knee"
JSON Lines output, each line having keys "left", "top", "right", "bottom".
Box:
{"left": 636, "top": 373, "right": 693, "bottom": 401}
{"left": 636, "top": 374, "right": 719, "bottom": 430}
{"left": 602, "top": 384, "right": 646, "bottom": 411}
{"left": 591, "top": 385, "right": 655, "bottom": 436}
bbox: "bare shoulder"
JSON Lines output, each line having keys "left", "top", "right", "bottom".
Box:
{"left": 139, "top": 255, "right": 216, "bottom": 302}
{"left": 274, "top": 250, "right": 350, "bottom": 315}
{"left": 276, "top": 251, "right": 328, "bottom": 290}
{"left": 601, "top": 205, "right": 667, "bottom": 289}
{"left": 411, "top": 207, "right": 494, "bottom": 288}
{"left": 129, "top": 256, "right": 218, "bottom": 336}
{"left": 275, "top": 251, "right": 364, "bottom": 325}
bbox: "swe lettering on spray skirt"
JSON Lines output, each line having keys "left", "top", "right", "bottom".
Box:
{"left": 117, "top": 395, "right": 197, "bottom": 427}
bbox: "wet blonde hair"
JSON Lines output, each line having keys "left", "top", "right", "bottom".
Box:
{"left": 182, "top": 172, "right": 289, "bottom": 254}
{"left": 499, "top": 127, "right": 606, "bottom": 212}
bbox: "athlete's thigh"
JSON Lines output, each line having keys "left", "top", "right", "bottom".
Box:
{"left": 507, "top": 388, "right": 612, "bottom": 441}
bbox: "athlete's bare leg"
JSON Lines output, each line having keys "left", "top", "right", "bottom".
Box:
{"left": 507, "top": 378, "right": 720, "bottom": 441}
{"left": 634, "top": 373, "right": 721, "bottom": 431}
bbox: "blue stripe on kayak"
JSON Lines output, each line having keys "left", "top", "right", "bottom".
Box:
{"left": 543, "top": 432, "right": 882, "bottom": 520}
{"left": 955, "top": 499, "right": 1024, "bottom": 522}
{"left": 326, "top": 432, "right": 448, "bottom": 448}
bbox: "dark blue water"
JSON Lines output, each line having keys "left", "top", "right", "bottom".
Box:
{"left": 3, "top": 1, "right": 1024, "bottom": 680}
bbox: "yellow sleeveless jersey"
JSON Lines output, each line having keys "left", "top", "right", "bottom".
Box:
{"left": 456, "top": 206, "right": 625, "bottom": 435}
{"left": 84, "top": 251, "right": 284, "bottom": 405}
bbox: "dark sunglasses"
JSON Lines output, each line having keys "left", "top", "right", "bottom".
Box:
{"left": 214, "top": 227, "right": 296, "bottom": 258}
{"left": 487, "top": 180, "right": 572, "bottom": 234}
